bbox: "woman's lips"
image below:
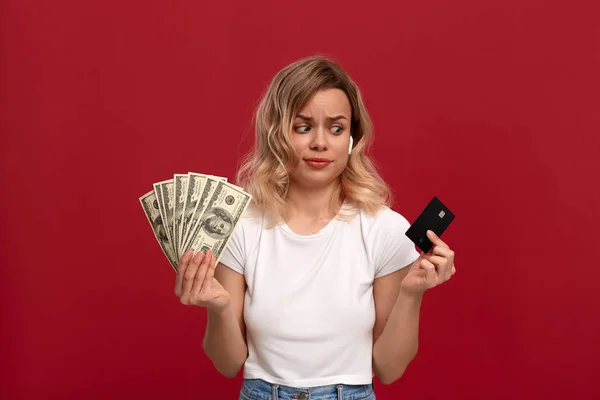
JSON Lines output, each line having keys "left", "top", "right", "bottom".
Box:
{"left": 304, "top": 158, "right": 332, "bottom": 169}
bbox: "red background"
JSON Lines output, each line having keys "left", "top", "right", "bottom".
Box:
{"left": 2, "top": 0, "right": 599, "bottom": 399}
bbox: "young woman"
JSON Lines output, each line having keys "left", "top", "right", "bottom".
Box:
{"left": 174, "top": 55, "right": 457, "bottom": 400}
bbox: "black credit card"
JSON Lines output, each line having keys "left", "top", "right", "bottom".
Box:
{"left": 405, "top": 196, "right": 455, "bottom": 253}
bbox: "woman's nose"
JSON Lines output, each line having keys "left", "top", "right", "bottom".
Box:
{"left": 309, "top": 128, "right": 328, "bottom": 151}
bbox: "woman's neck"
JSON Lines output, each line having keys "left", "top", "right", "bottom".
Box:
{"left": 284, "top": 181, "right": 342, "bottom": 221}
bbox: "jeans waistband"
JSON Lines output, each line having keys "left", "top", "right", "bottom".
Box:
{"left": 240, "top": 378, "right": 375, "bottom": 400}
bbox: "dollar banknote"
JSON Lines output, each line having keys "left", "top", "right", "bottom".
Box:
{"left": 173, "top": 174, "right": 188, "bottom": 259}
{"left": 185, "top": 181, "right": 252, "bottom": 263}
{"left": 178, "top": 173, "right": 207, "bottom": 258}
{"left": 181, "top": 175, "right": 220, "bottom": 252}
{"left": 152, "top": 183, "right": 171, "bottom": 254}
{"left": 140, "top": 172, "right": 248, "bottom": 271}
{"left": 139, "top": 190, "right": 178, "bottom": 271}
{"left": 154, "top": 179, "right": 176, "bottom": 256}
{"left": 179, "top": 172, "right": 227, "bottom": 254}
{"left": 175, "top": 173, "right": 227, "bottom": 259}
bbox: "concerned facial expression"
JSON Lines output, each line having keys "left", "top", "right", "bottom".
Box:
{"left": 289, "top": 88, "right": 352, "bottom": 189}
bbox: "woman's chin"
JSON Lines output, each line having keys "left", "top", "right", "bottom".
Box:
{"left": 289, "top": 174, "right": 340, "bottom": 190}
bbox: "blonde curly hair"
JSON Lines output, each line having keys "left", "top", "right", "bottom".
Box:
{"left": 236, "top": 55, "right": 391, "bottom": 224}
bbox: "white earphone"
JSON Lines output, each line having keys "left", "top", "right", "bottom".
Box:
{"left": 348, "top": 136, "right": 353, "bottom": 155}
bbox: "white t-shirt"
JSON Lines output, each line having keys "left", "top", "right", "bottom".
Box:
{"left": 219, "top": 203, "right": 420, "bottom": 388}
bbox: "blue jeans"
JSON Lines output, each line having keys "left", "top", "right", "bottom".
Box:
{"left": 239, "top": 378, "right": 376, "bottom": 400}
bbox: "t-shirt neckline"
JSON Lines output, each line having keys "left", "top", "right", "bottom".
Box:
{"left": 280, "top": 216, "right": 340, "bottom": 239}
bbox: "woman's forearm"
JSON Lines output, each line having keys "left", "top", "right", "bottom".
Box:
{"left": 203, "top": 304, "right": 248, "bottom": 378}
{"left": 372, "top": 289, "right": 423, "bottom": 384}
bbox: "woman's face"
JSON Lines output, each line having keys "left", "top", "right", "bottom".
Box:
{"left": 289, "top": 88, "right": 352, "bottom": 190}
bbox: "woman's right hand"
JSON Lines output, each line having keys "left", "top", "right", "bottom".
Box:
{"left": 175, "top": 250, "right": 231, "bottom": 313}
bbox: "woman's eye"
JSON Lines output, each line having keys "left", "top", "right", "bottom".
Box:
{"left": 331, "top": 126, "right": 344, "bottom": 134}
{"left": 295, "top": 125, "right": 310, "bottom": 133}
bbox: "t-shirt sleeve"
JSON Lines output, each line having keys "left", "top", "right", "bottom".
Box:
{"left": 219, "top": 218, "right": 246, "bottom": 275}
{"left": 373, "top": 207, "right": 420, "bottom": 279}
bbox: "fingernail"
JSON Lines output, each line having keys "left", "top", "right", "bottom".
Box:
{"left": 427, "top": 230, "right": 435, "bottom": 238}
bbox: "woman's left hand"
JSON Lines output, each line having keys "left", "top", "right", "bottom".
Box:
{"left": 401, "top": 230, "right": 456, "bottom": 296}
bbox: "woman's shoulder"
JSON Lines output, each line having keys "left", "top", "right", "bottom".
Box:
{"left": 236, "top": 203, "right": 265, "bottom": 228}
{"left": 353, "top": 203, "right": 412, "bottom": 233}
{"left": 353, "top": 204, "right": 419, "bottom": 273}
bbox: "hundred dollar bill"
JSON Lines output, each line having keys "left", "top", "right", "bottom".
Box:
{"left": 152, "top": 183, "right": 169, "bottom": 251}
{"left": 173, "top": 174, "right": 188, "bottom": 259}
{"left": 181, "top": 174, "right": 227, "bottom": 252}
{"left": 181, "top": 175, "right": 220, "bottom": 252}
{"left": 185, "top": 181, "right": 252, "bottom": 263}
{"left": 179, "top": 173, "right": 210, "bottom": 254}
{"left": 153, "top": 179, "right": 176, "bottom": 256}
{"left": 139, "top": 190, "right": 178, "bottom": 271}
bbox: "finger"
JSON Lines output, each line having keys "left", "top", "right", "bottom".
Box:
{"left": 421, "top": 258, "right": 438, "bottom": 287}
{"left": 417, "top": 257, "right": 434, "bottom": 270}
{"left": 420, "top": 254, "right": 452, "bottom": 275}
{"left": 427, "top": 230, "right": 449, "bottom": 248}
{"left": 182, "top": 251, "right": 205, "bottom": 299}
{"left": 200, "top": 252, "right": 217, "bottom": 296}
{"left": 432, "top": 244, "right": 454, "bottom": 261}
{"left": 192, "top": 250, "right": 212, "bottom": 297}
{"left": 417, "top": 258, "right": 437, "bottom": 286}
{"left": 175, "top": 250, "right": 194, "bottom": 297}
{"left": 440, "top": 264, "right": 456, "bottom": 283}
{"left": 420, "top": 254, "right": 447, "bottom": 267}
{"left": 432, "top": 256, "right": 453, "bottom": 278}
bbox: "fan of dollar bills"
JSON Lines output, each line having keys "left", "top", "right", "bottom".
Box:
{"left": 139, "top": 172, "right": 252, "bottom": 272}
